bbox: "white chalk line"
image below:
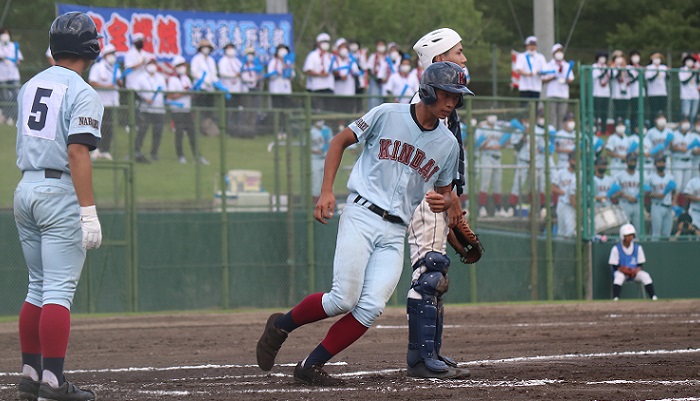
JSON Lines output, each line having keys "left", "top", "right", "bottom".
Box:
{"left": 376, "top": 318, "right": 700, "bottom": 330}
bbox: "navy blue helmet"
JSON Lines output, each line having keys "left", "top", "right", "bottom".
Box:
{"left": 419, "top": 61, "right": 474, "bottom": 108}
{"left": 50, "top": 12, "right": 102, "bottom": 60}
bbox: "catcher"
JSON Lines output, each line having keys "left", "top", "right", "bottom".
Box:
{"left": 405, "top": 28, "right": 484, "bottom": 379}
{"left": 608, "top": 224, "right": 658, "bottom": 301}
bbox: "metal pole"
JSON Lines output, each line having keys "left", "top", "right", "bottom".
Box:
{"left": 218, "top": 94, "right": 230, "bottom": 309}
{"left": 529, "top": 101, "right": 539, "bottom": 300}
{"left": 574, "top": 102, "right": 583, "bottom": 300}
{"left": 491, "top": 44, "right": 498, "bottom": 98}
{"left": 465, "top": 97, "right": 478, "bottom": 303}
{"left": 127, "top": 90, "right": 138, "bottom": 312}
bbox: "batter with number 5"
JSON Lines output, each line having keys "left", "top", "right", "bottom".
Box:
{"left": 14, "top": 12, "right": 102, "bottom": 401}
{"left": 256, "top": 62, "right": 470, "bottom": 386}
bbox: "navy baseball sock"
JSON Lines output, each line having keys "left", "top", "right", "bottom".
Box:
{"left": 43, "top": 357, "right": 65, "bottom": 385}
{"left": 612, "top": 284, "right": 622, "bottom": 298}
{"left": 274, "top": 312, "right": 297, "bottom": 333}
{"left": 645, "top": 284, "right": 656, "bottom": 298}
{"left": 302, "top": 344, "right": 333, "bottom": 369}
{"left": 21, "top": 353, "right": 41, "bottom": 378}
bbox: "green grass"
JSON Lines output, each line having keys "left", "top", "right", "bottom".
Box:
{"left": 1, "top": 122, "right": 357, "bottom": 210}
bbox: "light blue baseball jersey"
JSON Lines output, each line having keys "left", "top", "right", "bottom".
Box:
{"left": 347, "top": 103, "right": 459, "bottom": 224}
{"left": 593, "top": 174, "right": 614, "bottom": 205}
{"left": 16, "top": 66, "right": 103, "bottom": 173}
{"left": 614, "top": 169, "right": 641, "bottom": 199}
{"left": 647, "top": 171, "right": 674, "bottom": 205}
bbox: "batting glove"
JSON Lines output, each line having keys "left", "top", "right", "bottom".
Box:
{"left": 80, "top": 205, "right": 102, "bottom": 250}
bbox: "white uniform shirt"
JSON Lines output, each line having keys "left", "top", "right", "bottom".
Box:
{"left": 475, "top": 124, "right": 504, "bottom": 158}
{"left": 384, "top": 71, "right": 419, "bottom": 103}
{"left": 592, "top": 62, "right": 610, "bottom": 98}
{"left": 267, "top": 57, "right": 294, "bottom": 94}
{"left": 545, "top": 58, "right": 574, "bottom": 98}
{"left": 347, "top": 103, "right": 460, "bottom": 224}
{"left": 679, "top": 67, "right": 700, "bottom": 100}
{"left": 614, "top": 169, "right": 641, "bottom": 201}
{"left": 240, "top": 61, "right": 261, "bottom": 91}
{"left": 367, "top": 52, "right": 390, "bottom": 82}
{"left": 645, "top": 64, "right": 668, "bottom": 96}
{"left": 605, "top": 133, "right": 628, "bottom": 170}
{"left": 16, "top": 66, "right": 103, "bottom": 172}
{"left": 625, "top": 135, "right": 654, "bottom": 171}
{"left": 626, "top": 65, "right": 645, "bottom": 98}
{"left": 515, "top": 51, "right": 547, "bottom": 92}
{"left": 190, "top": 53, "right": 218, "bottom": 92}
{"left": 647, "top": 127, "right": 673, "bottom": 157}
{"left": 88, "top": 59, "right": 121, "bottom": 107}
{"left": 672, "top": 130, "right": 695, "bottom": 161}
{"left": 684, "top": 177, "right": 700, "bottom": 227}
{"left": 609, "top": 242, "right": 646, "bottom": 266}
{"left": 554, "top": 128, "right": 576, "bottom": 169}
{"left": 0, "top": 41, "right": 22, "bottom": 81}
{"left": 610, "top": 67, "right": 630, "bottom": 100}
{"left": 133, "top": 71, "right": 166, "bottom": 114}
{"left": 123, "top": 47, "right": 153, "bottom": 89}
{"left": 593, "top": 174, "right": 614, "bottom": 206}
{"left": 166, "top": 73, "right": 192, "bottom": 112}
{"left": 553, "top": 168, "right": 576, "bottom": 205}
{"left": 303, "top": 48, "right": 334, "bottom": 91}
{"left": 218, "top": 56, "right": 244, "bottom": 93}
{"left": 647, "top": 171, "right": 674, "bottom": 206}
{"left": 332, "top": 55, "right": 360, "bottom": 96}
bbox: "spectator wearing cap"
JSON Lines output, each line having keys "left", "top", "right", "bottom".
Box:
{"left": 303, "top": 33, "right": 334, "bottom": 111}
{"left": 626, "top": 50, "right": 645, "bottom": 134}
{"left": 679, "top": 54, "right": 699, "bottom": 124}
{"left": 0, "top": 27, "right": 22, "bottom": 125}
{"left": 543, "top": 43, "right": 574, "bottom": 130}
{"left": 647, "top": 111, "right": 673, "bottom": 162}
{"left": 514, "top": 36, "right": 547, "bottom": 99}
{"left": 331, "top": 38, "right": 361, "bottom": 112}
{"left": 609, "top": 50, "right": 630, "bottom": 124}
{"left": 646, "top": 154, "right": 676, "bottom": 238}
{"left": 88, "top": 44, "right": 122, "bottom": 160}
{"left": 267, "top": 44, "right": 295, "bottom": 101}
{"left": 612, "top": 153, "right": 642, "bottom": 232}
{"left": 190, "top": 39, "right": 220, "bottom": 135}
{"left": 347, "top": 39, "right": 368, "bottom": 96}
{"left": 241, "top": 47, "right": 262, "bottom": 92}
{"left": 384, "top": 55, "right": 418, "bottom": 104}
{"left": 605, "top": 117, "right": 629, "bottom": 173}
{"left": 124, "top": 32, "right": 152, "bottom": 90}
{"left": 218, "top": 43, "right": 243, "bottom": 94}
{"left": 592, "top": 51, "right": 611, "bottom": 135}
{"left": 133, "top": 57, "right": 167, "bottom": 163}
{"left": 366, "top": 39, "right": 390, "bottom": 110}
{"left": 593, "top": 156, "right": 614, "bottom": 207}
{"left": 167, "top": 57, "right": 208, "bottom": 165}
{"left": 670, "top": 115, "right": 695, "bottom": 204}
{"left": 387, "top": 42, "right": 402, "bottom": 74}
{"left": 554, "top": 113, "right": 577, "bottom": 170}
{"left": 645, "top": 52, "right": 669, "bottom": 123}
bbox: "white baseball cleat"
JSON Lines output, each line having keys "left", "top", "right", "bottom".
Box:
{"left": 479, "top": 206, "right": 488, "bottom": 217}
{"left": 652, "top": 295, "right": 658, "bottom": 301}
{"left": 613, "top": 297, "right": 619, "bottom": 301}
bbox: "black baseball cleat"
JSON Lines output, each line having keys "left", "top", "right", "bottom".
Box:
{"left": 407, "top": 361, "right": 471, "bottom": 379}
{"left": 37, "top": 381, "right": 96, "bottom": 401}
{"left": 293, "top": 362, "right": 345, "bottom": 386}
{"left": 256, "top": 313, "right": 288, "bottom": 371}
{"left": 17, "top": 376, "right": 41, "bottom": 401}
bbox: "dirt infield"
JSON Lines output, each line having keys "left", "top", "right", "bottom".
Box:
{"left": 0, "top": 300, "right": 698, "bottom": 400}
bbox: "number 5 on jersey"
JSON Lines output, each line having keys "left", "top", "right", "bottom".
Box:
{"left": 21, "top": 80, "right": 68, "bottom": 141}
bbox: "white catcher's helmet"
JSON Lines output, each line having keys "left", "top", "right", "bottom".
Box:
{"left": 413, "top": 28, "right": 462, "bottom": 68}
{"left": 619, "top": 223, "right": 636, "bottom": 240}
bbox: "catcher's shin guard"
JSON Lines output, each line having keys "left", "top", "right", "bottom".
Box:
{"left": 407, "top": 298, "right": 449, "bottom": 372}
{"left": 434, "top": 298, "right": 457, "bottom": 367}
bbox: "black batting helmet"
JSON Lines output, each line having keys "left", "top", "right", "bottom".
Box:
{"left": 419, "top": 61, "right": 474, "bottom": 108}
{"left": 50, "top": 12, "right": 102, "bottom": 60}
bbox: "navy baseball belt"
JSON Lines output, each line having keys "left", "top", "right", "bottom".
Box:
{"left": 45, "top": 169, "right": 64, "bottom": 179}
{"left": 353, "top": 195, "right": 404, "bottom": 224}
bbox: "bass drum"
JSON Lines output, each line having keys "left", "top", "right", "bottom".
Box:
{"left": 594, "top": 205, "right": 628, "bottom": 234}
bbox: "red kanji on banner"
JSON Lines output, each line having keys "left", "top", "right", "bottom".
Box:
{"left": 106, "top": 14, "right": 129, "bottom": 52}
{"left": 157, "top": 15, "right": 180, "bottom": 56}
{"left": 88, "top": 13, "right": 105, "bottom": 48}
{"left": 132, "top": 14, "right": 155, "bottom": 53}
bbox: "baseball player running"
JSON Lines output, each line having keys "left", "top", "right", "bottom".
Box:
{"left": 256, "top": 62, "right": 469, "bottom": 385}
{"left": 405, "top": 28, "right": 473, "bottom": 379}
{"left": 15, "top": 12, "right": 103, "bottom": 401}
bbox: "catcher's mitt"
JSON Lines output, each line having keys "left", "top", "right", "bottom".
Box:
{"left": 447, "top": 211, "right": 484, "bottom": 264}
{"left": 617, "top": 266, "right": 638, "bottom": 278}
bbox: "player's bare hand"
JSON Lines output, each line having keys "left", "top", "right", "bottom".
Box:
{"left": 314, "top": 191, "right": 336, "bottom": 224}
{"left": 426, "top": 190, "right": 449, "bottom": 214}
{"left": 446, "top": 193, "right": 463, "bottom": 228}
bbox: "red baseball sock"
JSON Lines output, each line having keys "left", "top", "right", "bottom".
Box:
{"left": 290, "top": 292, "right": 328, "bottom": 326}
{"left": 478, "top": 192, "right": 487, "bottom": 207}
{"left": 19, "top": 302, "right": 42, "bottom": 355}
{"left": 40, "top": 304, "right": 71, "bottom": 385}
{"left": 509, "top": 194, "right": 519, "bottom": 207}
{"left": 494, "top": 193, "right": 502, "bottom": 206}
{"left": 320, "top": 313, "right": 369, "bottom": 356}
